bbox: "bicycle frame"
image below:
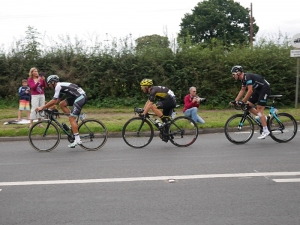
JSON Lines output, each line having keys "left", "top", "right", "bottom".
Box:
{"left": 42, "top": 110, "right": 85, "bottom": 139}
{"left": 237, "top": 95, "right": 282, "bottom": 130}
{"left": 136, "top": 108, "right": 181, "bottom": 136}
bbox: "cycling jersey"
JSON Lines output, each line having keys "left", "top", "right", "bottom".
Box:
{"left": 148, "top": 86, "right": 175, "bottom": 102}
{"left": 241, "top": 73, "right": 270, "bottom": 90}
{"left": 53, "top": 82, "right": 87, "bottom": 117}
{"left": 242, "top": 73, "right": 271, "bottom": 106}
{"left": 53, "top": 82, "right": 85, "bottom": 100}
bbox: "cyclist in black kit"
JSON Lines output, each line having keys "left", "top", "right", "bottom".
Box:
{"left": 36, "top": 75, "right": 87, "bottom": 148}
{"left": 139, "top": 78, "right": 176, "bottom": 124}
{"left": 230, "top": 65, "right": 271, "bottom": 139}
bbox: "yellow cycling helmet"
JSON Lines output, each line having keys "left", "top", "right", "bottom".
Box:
{"left": 140, "top": 78, "right": 153, "bottom": 86}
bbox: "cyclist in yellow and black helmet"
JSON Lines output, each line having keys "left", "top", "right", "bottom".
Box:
{"left": 140, "top": 78, "right": 176, "bottom": 124}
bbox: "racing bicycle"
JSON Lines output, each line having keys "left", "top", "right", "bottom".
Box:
{"left": 28, "top": 109, "right": 108, "bottom": 152}
{"left": 224, "top": 95, "right": 298, "bottom": 144}
{"left": 122, "top": 107, "right": 198, "bottom": 148}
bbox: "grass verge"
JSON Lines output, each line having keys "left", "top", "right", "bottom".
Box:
{"left": 1, "top": 106, "right": 300, "bottom": 137}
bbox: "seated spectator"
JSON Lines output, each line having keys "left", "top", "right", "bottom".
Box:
{"left": 183, "top": 86, "right": 205, "bottom": 124}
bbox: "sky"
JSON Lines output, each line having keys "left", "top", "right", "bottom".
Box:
{"left": 0, "top": 0, "right": 299, "bottom": 49}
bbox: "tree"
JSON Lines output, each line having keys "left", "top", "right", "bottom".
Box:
{"left": 178, "top": 0, "right": 259, "bottom": 46}
{"left": 135, "top": 34, "right": 170, "bottom": 52}
{"left": 21, "top": 26, "right": 42, "bottom": 63}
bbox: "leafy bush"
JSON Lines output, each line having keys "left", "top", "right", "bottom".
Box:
{"left": 0, "top": 28, "right": 297, "bottom": 108}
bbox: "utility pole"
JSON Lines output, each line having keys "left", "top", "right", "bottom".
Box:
{"left": 250, "top": 3, "right": 253, "bottom": 46}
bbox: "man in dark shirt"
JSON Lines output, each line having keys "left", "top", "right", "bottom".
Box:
{"left": 139, "top": 78, "right": 176, "bottom": 124}
{"left": 230, "top": 65, "right": 271, "bottom": 139}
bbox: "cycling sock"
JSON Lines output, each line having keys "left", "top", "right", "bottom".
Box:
{"left": 74, "top": 133, "right": 81, "bottom": 142}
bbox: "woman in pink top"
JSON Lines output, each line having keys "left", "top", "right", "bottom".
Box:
{"left": 27, "top": 67, "right": 46, "bottom": 128}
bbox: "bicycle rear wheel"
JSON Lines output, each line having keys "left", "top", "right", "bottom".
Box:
{"left": 28, "top": 121, "right": 60, "bottom": 152}
{"left": 268, "top": 113, "right": 298, "bottom": 143}
{"left": 122, "top": 117, "right": 154, "bottom": 148}
{"left": 168, "top": 116, "right": 198, "bottom": 147}
{"left": 78, "top": 119, "right": 108, "bottom": 151}
{"left": 224, "top": 114, "right": 254, "bottom": 144}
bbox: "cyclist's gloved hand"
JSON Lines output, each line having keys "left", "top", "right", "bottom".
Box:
{"left": 236, "top": 101, "right": 245, "bottom": 106}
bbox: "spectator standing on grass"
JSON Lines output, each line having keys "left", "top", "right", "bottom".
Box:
{"left": 17, "top": 79, "right": 31, "bottom": 121}
{"left": 183, "top": 86, "right": 205, "bottom": 124}
{"left": 27, "top": 68, "right": 46, "bottom": 128}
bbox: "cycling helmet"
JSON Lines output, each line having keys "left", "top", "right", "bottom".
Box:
{"left": 140, "top": 78, "right": 153, "bottom": 86}
{"left": 47, "top": 75, "right": 59, "bottom": 83}
{"left": 231, "top": 65, "right": 243, "bottom": 73}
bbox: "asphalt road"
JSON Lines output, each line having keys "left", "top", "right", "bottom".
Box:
{"left": 1, "top": 132, "right": 300, "bottom": 225}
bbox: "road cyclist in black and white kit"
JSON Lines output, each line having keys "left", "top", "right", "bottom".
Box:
{"left": 230, "top": 65, "right": 271, "bottom": 139}
{"left": 36, "top": 75, "right": 88, "bottom": 148}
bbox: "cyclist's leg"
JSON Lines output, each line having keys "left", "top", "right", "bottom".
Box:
{"left": 150, "top": 102, "right": 163, "bottom": 117}
{"left": 156, "top": 98, "right": 176, "bottom": 122}
{"left": 248, "top": 91, "right": 259, "bottom": 116}
{"left": 69, "top": 95, "right": 87, "bottom": 131}
{"left": 68, "top": 95, "right": 87, "bottom": 147}
{"left": 59, "top": 99, "right": 71, "bottom": 114}
{"left": 256, "top": 88, "right": 270, "bottom": 128}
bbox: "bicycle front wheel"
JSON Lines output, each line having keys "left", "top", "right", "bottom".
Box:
{"left": 28, "top": 121, "right": 61, "bottom": 152}
{"left": 168, "top": 116, "right": 198, "bottom": 147}
{"left": 268, "top": 113, "right": 298, "bottom": 143}
{"left": 78, "top": 119, "right": 108, "bottom": 151}
{"left": 122, "top": 117, "right": 154, "bottom": 148}
{"left": 224, "top": 114, "right": 254, "bottom": 144}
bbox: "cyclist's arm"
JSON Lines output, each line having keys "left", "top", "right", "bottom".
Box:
{"left": 36, "top": 99, "right": 60, "bottom": 112}
{"left": 235, "top": 86, "right": 246, "bottom": 102}
{"left": 143, "top": 100, "right": 153, "bottom": 115}
{"left": 242, "top": 85, "right": 253, "bottom": 103}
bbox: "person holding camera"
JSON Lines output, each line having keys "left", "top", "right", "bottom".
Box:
{"left": 27, "top": 68, "right": 46, "bottom": 128}
{"left": 183, "top": 86, "right": 205, "bottom": 124}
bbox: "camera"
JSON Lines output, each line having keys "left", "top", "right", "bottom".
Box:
{"left": 199, "top": 98, "right": 206, "bottom": 103}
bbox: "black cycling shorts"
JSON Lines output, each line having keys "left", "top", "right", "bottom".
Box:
{"left": 65, "top": 95, "right": 88, "bottom": 117}
{"left": 248, "top": 87, "right": 270, "bottom": 106}
{"left": 155, "top": 97, "right": 176, "bottom": 116}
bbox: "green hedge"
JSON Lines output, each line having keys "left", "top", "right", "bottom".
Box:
{"left": 0, "top": 37, "right": 297, "bottom": 108}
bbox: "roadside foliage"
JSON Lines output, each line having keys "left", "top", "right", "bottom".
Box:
{"left": 0, "top": 27, "right": 296, "bottom": 108}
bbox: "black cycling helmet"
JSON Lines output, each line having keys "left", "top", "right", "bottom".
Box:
{"left": 231, "top": 65, "right": 243, "bottom": 73}
{"left": 47, "top": 75, "right": 59, "bottom": 84}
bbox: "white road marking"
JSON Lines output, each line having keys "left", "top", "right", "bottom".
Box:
{"left": 273, "top": 178, "right": 300, "bottom": 183}
{"left": 1, "top": 172, "right": 300, "bottom": 186}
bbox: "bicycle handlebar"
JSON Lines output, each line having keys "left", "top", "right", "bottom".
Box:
{"left": 230, "top": 101, "right": 250, "bottom": 111}
{"left": 38, "top": 108, "right": 68, "bottom": 117}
